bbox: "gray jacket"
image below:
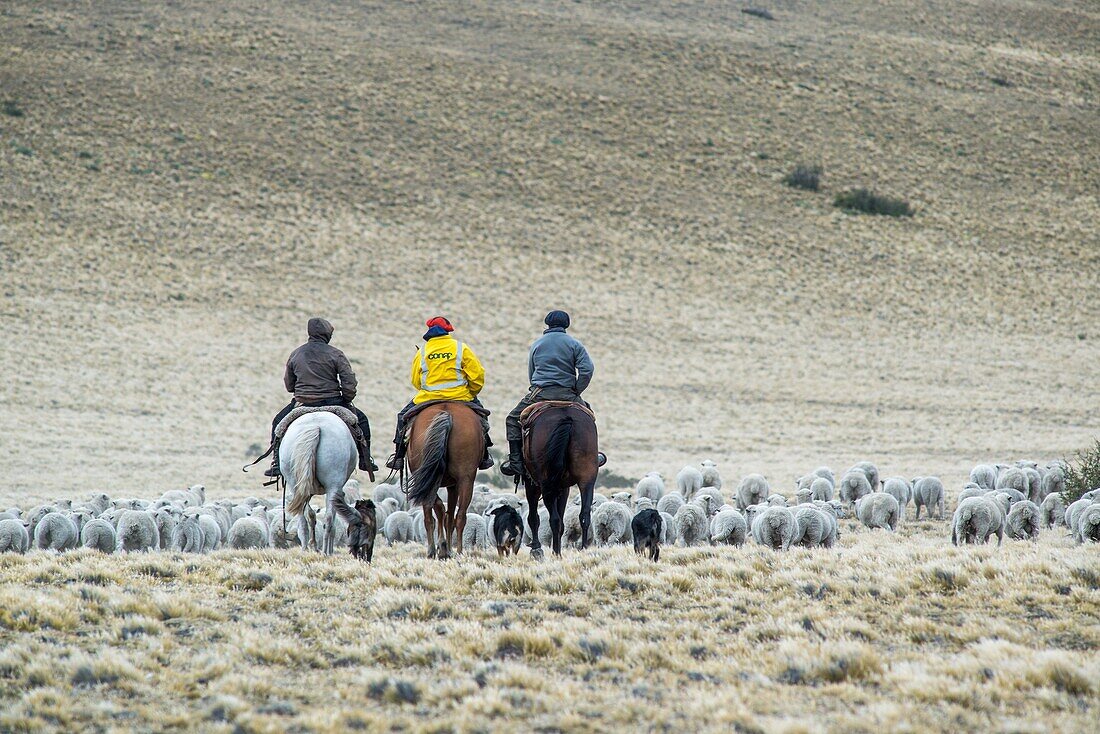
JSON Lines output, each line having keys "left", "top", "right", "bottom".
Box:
{"left": 528, "top": 327, "right": 594, "bottom": 394}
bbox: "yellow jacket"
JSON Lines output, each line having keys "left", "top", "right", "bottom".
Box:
{"left": 410, "top": 335, "right": 485, "bottom": 404}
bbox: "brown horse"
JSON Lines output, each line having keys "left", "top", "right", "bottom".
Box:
{"left": 405, "top": 402, "right": 483, "bottom": 558}
{"left": 522, "top": 405, "right": 599, "bottom": 558}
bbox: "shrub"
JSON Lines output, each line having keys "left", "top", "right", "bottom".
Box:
{"left": 834, "top": 188, "right": 913, "bottom": 217}
{"left": 784, "top": 165, "right": 821, "bottom": 191}
{"left": 595, "top": 468, "right": 633, "bottom": 489}
{"left": 2, "top": 101, "right": 24, "bottom": 117}
{"left": 1062, "top": 439, "right": 1100, "bottom": 505}
{"left": 741, "top": 8, "right": 774, "bottom": 20}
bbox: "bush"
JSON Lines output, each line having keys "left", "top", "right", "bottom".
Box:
{"left": 1062, "top": 439, "right": 1100, "bottom": 505}
{"left": 834, "top": 188, "right": 913, "bottom": 217}
{"left": 2, "top": 101, "right": 24, "bottom": 117}
{"left": 784, "top": 165, "right": 822, "bottom": 191}
{"left": 595, "top": 468, "right": 634, "bottom": 489}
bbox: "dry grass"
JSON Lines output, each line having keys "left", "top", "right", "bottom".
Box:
{"left": 0, "top": 525, "right": 1097, "bottom": 732}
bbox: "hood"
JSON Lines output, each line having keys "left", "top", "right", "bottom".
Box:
{"left": 423, "top": 325, "right": 452, "bottom": 341}
{"left": 307, "top": 318, "right": 334, "bottom": 343}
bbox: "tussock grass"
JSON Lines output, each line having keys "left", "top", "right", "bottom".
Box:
{"left": 835, "top": 188, "right": 915, "bottom": 217}
{"left": 784, "top": 164, "right": 822, "bottom": 191}
{"left": 0, "top": 535, "right": 1095, "bottom": 732}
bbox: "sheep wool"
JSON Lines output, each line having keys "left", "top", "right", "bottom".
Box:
{"left": 80, "top": 518, "right": 117, "bottom": 553}
{"left": 751, "top": 506, "right": 795, "bottom": 550}
{"left": 951, "top": 496, "right": 1004, "bottom": 546}
{"left": 676, "top": 466, "right": 704, "bottom": 501}
{"left": 855, "top": 492, "right": 901, "bottom": 531}
{"left": 736, "top": 474, "right": 770, "bottom": 510}
{"left": 0, "top": 518, "right": 30, "bottom": 553}
{"left": 1005, "top": 500, "right": 1041, "bottom": 541}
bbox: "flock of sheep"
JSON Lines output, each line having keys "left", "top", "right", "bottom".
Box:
{"left": 1, "top": 458, "right": 1098, "bottom": 557}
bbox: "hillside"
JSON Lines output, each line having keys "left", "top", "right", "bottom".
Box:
{"left": 1, "top": 0, "right": 1098, "bottom": 501}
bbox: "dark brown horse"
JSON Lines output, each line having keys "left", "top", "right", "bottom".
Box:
{"left": 405, "top": 402, "right": 483, "bottom": 558}
{"left": 522, "top": 405, "right": 599, "bottom": 558}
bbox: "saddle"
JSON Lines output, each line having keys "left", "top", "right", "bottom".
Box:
{"left": 519, "top": 400, "right": 595, "bottom": 429}
{"left": 273, "top": 405, "right": 363, "bottom": 443}
{"left": 404, "top": 398, "right": 491, "bottom": 425}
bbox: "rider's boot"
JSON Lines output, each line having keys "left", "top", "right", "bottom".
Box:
{"left": 358, "top": 438, "right": 379, "bottom": 474}
{"left": 479, "top": 444, "right": 494, "bottom": 471}
{"left": 500, "top": 439, "right": 524, "bottom": 477}
{"left": 263, "top": 454, "right": 281, "bottom": 478}
{"left": 385, "top": 439, "right": 406, "bottom": 471}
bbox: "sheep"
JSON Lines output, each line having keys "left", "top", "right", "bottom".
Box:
{"left": 24, "top": 505, "right": 57, "bottom": 536}
{"left": 673, "top": 501, "right": 708, "bottom": 547}
{"left": 631, "top": 509, "right": 663, "bottom": 560}
{"left": 1021, "top": 468, "right": 1043, "bottom": 503}
{"left": 633, "top": 497, "right": 655, "bottom": 511}
{"left": 373, "top": 497, "right": 400, "bottom": 534}
{"left": 995, "top": 467, "right": 1029, "bottom": 495}
{"left": 83, "top": 493, "right": 111, "bottom": 515}
{"left": 226, "top": 509, "right": 270, "bottom": 550}
{"left": 373, "top": 482, "right": 405, "bottom": 510}
{"left": 168, "top": 515, "right": 205, "bottom": 552}
{"left": 969, "top": 465, "right": 997, "bottom": 490}
{"left": 657, "top": 492, "right": 685, "bottom": 518}
{"left": 1076, "top": 504, "right": 1100, "bottom": 543}
{"left": 750, "top": 506, "right": 795, "bottom": 551}
{"left": 736, "top": 474, "right": 770, "bottom": 510}
{"left": 838, "top": 471, "right": 872, "bottom": 508}
{"left": 766, "top": 494, "right": 788, "bottom": 507}
{"left": 0, "top": 508, "right": 20, "bottom": 521}
{"left": 462, "top": 513, "right": 490, "bottom": 551}
{"left": 912, "top": 477, "right": 945, "bottom": 520}
{"left": 795, "top": 475, "right": 815, "bottom": 493}
{"left": 792, "top": 504, "right": 837, "bottom": 548}
{"left": 610, "top": 491, "right": 634, "bottom": 507}
{"left": 659, "top": 511, "right": 677, "bottom": 545}
{"left": 951, "top": 496, "right": 1004, "bottom": 546}
{"left": 810, "top": 477, "right": 833, "bottom": 502}
{"left": 743, "top": 503, "right": 767, "bottom": 528}
{"left": 116, "top": 510, "right": 160, "bottom": 552}
{"left": 266, "top": 510, "right": 298, "bottom": 550}
{"left": 0, "top": 518, "right": 30, "bottom": 553}
{"left": 635, "top": 472, "right": 665, "bottom": 502}
{"left": 1040, "top": 492, "right": 1066, "bottom": 528}
{"left": 1005, "top": 500, "right": 1041, "bottom": 541}
{"left": 989, "top": 486, "right": 1027, "bottom": 507}
{"left": 850, "top": 461, "right": 880, "bottom": 491}
{"left": 709, "top": 508, "right": 747, "bottom": 546}
{"left": 562, "top": 504, "right": 584, "bottom": 548}
{"left": 197, "top": 505, "right": 231, "bottom": 540}
{"left": 855, "top": 492, "right": 901, "bottom": 531}
{"left": 881, "top": 477, "right": 912, "bottom": 518}
{"left": 695, "top": 486, "right": 725, "bottom": 515}
{"left": 812, "top": 466, "right": 836, "bottom": 486}
{"left": 1084, "top": 489, "right": 1100, "bottom": 502}
{"left": 820, "top": 499, "right": 849, "bottom": 520}
{"left": 1039, "top": 468, "right": 1064, "bottom": 503}
{"left": 154, "top": 508, "right": 181, "bottom": 547}
{"left": 676, "top": 466, "right": 704, "bottom": 501}
{"left": 700, "top": 460, "right": 722, "bottom": 490}
{"left": 408, "top": 508, "right": 427, "bottom": 542}
{"left": 75, "top": 518, "right": 114, "bottom": 553}
{"left": 592, "top": 500, "right": 633, "bottom": 546}
{"left": 795, "top": 488, "right": 813, "bottom": 505}
{"left": 33, "top": 512, "right": 79, "bottom": 551}
{"left": 1065, "top": 498, "right": 1099, "bottom": 538}
{"left": 467, "top": 484, "right": 496, "bottom": 516}
{"left": 196, "top": 514, "right": 223, "bottom": 551}
{"left": 956, "top": 484, "right": 986, "bottom": 504}
{"left": 384, "top": 511, "right": 416, "bottom": 545}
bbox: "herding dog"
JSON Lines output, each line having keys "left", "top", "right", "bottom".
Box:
{"left": 488, "top": 505, "right": 524, "bottom": 557}
{"left": 333, "top": 494, "right": 377, "bottom": 562}
{"left": 631, "top": 508, "right": 662, "bottom": 561}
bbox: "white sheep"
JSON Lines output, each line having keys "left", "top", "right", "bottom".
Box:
{"left": 838, "top": 471, "right": 872, "bottom": 508}
{"left": 1039, "top": 468, "right": 1064, "bottom": 502}
{"left": 794, "top": 488, "right": 813, "bottom": 505}
{"left": 743, "top": 503, "right": 767, "bottom": 528}
{"left": 956, "top": 484, "right": 986, "bottom": 504}
{"left": 881, "top": 477, "right": 912, "bottom": 518}
{"left": 462, "top": 513, "right": 490, "bottom": 551}
{"left": 695, "top": 486, "right": 725, "bottom": 515}
{"left": 951, "top": 496, "right": 1004, "bottom": 546}
{"left": 83, "top": 493, "right": 111, "bottom": 515}
{"left": 384, "top": 511, "right": 416, "bottom": 545}
{"left": 676, "top": 466, "right": 704, "bottom": 501}
{"left": 373, "top": 497, "right": 400, "bottom": 534}
{"left": 373, "top": 482, "right": 405, "bottom": 510}
{"left": 154, "top": 508, "right": 181, "bottom": 548}
{"left": 1005, "top": 500, "right": 1041, "bottom": 541}
{"left": 850, "top": 461, "right": 880, "bottom": 491}
{"left": 736, "top": 474, "right": 770, "bottom": 510}
{"left": 0, "top": 518, "right": 30, "bottom": 553}
{"left": 809, "top": 477, "right": 833, "bottom": 502}
{"left": 169, "top": 515, "right": 205, "bottom": 552}
{"left": 79, "top": 518, "right": 117, "bottom": 553}
{"left": 592, "top": 500, "right": 633, "bottom": 546}
{"left": 700, "top": 460, "right": 722, "bottom": 490}
{"left": 673, "top": 501, "right": 709, "bottom": 547}
{"left": 226, "top": 509, "right": 270, "bottom": 550}
{"left": 855, "top": 492, "right": 901, "bottom": 531}
{"left": 1076, "top": 504, "right": 1100, "bottom": 543}
{"left": 24, "top": 505, "right": 57, "bottom": 536}
{"left": 969, "top": 464, "right": 997, "bottom": 490}
{"left": 197, "top": 514, "right": 223, "bottom": 551}
{"left": 197, "top": 505, "right": 231, "bottom": 540}
{"left": 812, "top": 466, "right": 836, "bottom": 486}
{"left": 1021, "top": 468, "right": 1043, "bottom": 503}
{"left": 995, "top": 467, "right": 1029, "bottom": 495}
{"left": 1039, "top": 493, "right": 1066, "bottom": 528}
{"left": 709, "top": 508, "right": 747, "bottom": 546}
{"left": 633, "top": 497, "right": 655, "bottom": 511}
{"left": 657, "top": 492, "right": 685, "bottom": 518}
{"left": 562, "top": 504, "right": 584, "bottom": 548}
{"left": 766, "top": 494, "right": 788, "bottom": 507}
{"left": 610, "top": 491, "right": 633, "bottom": 507}
{"left": 792, "top": 504, "right": 837, "bottom": 548}
{"left": 989, "top": 486, "right": 1027, "bottom": 507}
{"left": 750, "top": 506, "right": 795, "bottom": 550}
{"left": 266, "top": 510, "right": 298, "bottom": 550}
{"left": 116, "top": 510, "right": 160, "bottom": 552}
{"left": 912, "top": 477, "right": 945, "bottom": 520}
{"left": 659, "top": 511, "right": 677, "bottom": 545}
{"left": 1065, "top": 498, "right": 1099, "bottom": 539}
{"left": 33, "top": 512, "right": 79, "bottom": 551}
{"left": 635, "top": 472, "right": 665, "bottom": 502}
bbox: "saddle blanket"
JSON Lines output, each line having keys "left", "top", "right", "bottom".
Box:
{"left": 274, "top": 405, "right": 363, "bottom": 443}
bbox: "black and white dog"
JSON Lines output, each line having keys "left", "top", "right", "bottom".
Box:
{"left": 488, "top": 505, "right": 524, "bottom": 557}
{"left": 631, "top": 508, "right": 663, "bottom": 561}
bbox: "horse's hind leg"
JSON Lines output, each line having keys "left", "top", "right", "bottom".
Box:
{"left": 550, "top": 491, "right": 568, "bottom": 557}
{"left": 453, "top": 478, "right": 473, "bottom": 556}
{"left": 323, "top": 492, "right": 336, "bottom": 555}
{"left": 433, "top": 499, "right": 449, "bottom": 559}
{"left": 423, "top": 504, "right": 437, "bottom": 558}
{"left": 525, "top": 486, "right": 544, "bottom": 560}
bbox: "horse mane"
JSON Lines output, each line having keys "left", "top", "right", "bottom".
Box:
{"left": 543, "top": 415, "right": 574, "bottom": 495}
{"left": 286, "top": 425, "right": 322, "bottom": 516}
{"left": 408, "top": 412, "right": 453, "bottom": 507}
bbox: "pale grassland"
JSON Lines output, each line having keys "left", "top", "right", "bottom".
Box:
{"left": 0, "top": 521, "right": 1097, "bottom": 733}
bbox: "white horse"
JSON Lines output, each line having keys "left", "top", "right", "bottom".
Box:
{"left": 281, "top": 412, "right": 356, "bottom": 555}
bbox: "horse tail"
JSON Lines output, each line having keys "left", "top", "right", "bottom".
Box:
{"left": 408, "top": 412, "right": 452, "bottom": 507}
{"left": 286, "top": 426, "right": 322, "bottom": 516}
{"left": 545, "top": 416, "right": 574, "bottom": 491}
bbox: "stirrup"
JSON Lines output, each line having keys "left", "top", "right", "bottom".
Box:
{"left": 597, "top": 452, "right": 607, "bottom": 467}
{"left": 501, "top": 460, "right": 523, "bottom": 477}
{"left": 385, "top": 453, "right": 402, "bottom": 471}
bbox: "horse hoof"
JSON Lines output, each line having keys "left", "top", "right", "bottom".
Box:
{"left": 531, "top": 547, "right": 545, "bottom": 561}
{"left": 427, "top": 548, "right": 437, "bottom": 559}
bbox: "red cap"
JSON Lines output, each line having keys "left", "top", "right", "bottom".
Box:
{"left": 426, "top": 316, "right": 454, "bottom": 332}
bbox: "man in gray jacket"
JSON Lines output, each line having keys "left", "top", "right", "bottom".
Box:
{"left": 501, "top": 310, "right": 594, "bottom": 477}
{"left": 265, "top": 318, "right": 377, "bottom": 478}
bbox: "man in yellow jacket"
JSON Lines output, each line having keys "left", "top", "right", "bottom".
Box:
{"left": 385, "top": 316, "right": 495, "bottom": 471}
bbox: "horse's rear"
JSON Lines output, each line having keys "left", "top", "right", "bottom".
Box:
{"left": 524, "top": 405, "right": 599, "bottom": 557}
{"left": 279, "top": 412, "right": 356, "bottom": 554}
{"left": 406, "top": 402, "right": 483, "bottom": 558}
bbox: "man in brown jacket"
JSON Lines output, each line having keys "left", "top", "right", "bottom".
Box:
{"left": 265, "top": 318, "right": 377, "bottom": 477}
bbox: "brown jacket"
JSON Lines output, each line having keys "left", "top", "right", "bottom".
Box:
{"left": 284, "top": 318, "right": 357, "bottom": 403}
